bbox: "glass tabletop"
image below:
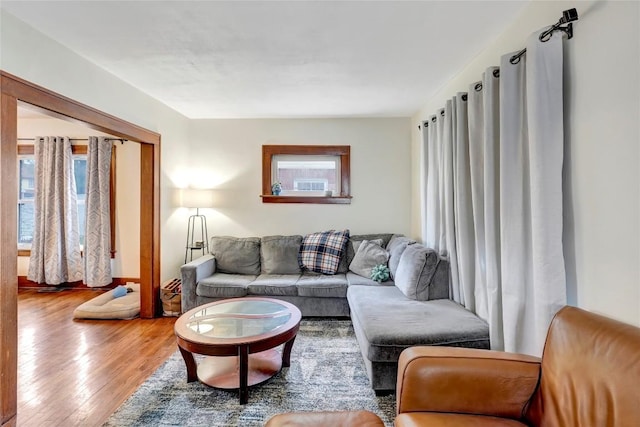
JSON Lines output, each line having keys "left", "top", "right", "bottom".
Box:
{"left": 184, "top": 299, "right": 293, "bottom": 339}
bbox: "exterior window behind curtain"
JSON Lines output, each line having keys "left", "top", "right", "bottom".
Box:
{"left": 18, "top": 154, "right": 88, "bottom": 249}
{"left": 74, "top": 156, "right": 87, "bottom": 246}
{"left": 18, "top": 158, "right": 35, "bottom": 245}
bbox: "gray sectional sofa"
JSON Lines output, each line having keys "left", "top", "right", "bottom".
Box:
{"left": 181, "top": 232, "right": 490, "bottom": 391}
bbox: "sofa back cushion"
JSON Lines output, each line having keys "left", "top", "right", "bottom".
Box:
{"left": 394, "top": 245, "right": 449, "bottom": 301}
{"left": 525, "top": 306, "right": 640, "bottom": 426}
{"left": 338, "top": 233, "right": 393, "bottom": 273}
{"left": 260, "top": 235, "right": 303, "bottom": 274}
{"left": 352, "top": 238, "right": 383, "bottom": 254}
{"left": 299, "top": 230, "right": 349, "bottom": 275}
{"left": 386, "top": 235, "right": 416, "bottom": 279}
{"left": 349, "top": 240, "right": 389, "bottom": 280}
{"left": 210, "top": 236, "right": 261, "bottom": 275}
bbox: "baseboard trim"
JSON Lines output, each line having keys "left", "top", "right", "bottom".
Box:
{"left": 18, "top": 276, "right": 140, "bottom": 290}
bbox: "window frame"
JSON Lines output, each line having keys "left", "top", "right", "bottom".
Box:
{"left": 261, "top": 145, "right": 352, "bottom": 204}
{"left": 17, "top": 144, "right": 117, "bottom": 258}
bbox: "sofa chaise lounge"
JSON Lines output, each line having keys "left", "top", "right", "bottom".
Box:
{"left": 181, "top": 231, "right": 490, "bottom": 390}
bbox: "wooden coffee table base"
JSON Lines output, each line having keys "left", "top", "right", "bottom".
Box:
{"left": 198, "top": 349, "right": 282, "bottom": 389}
{"left": 178, "top": 336, "right": 296, "bottom": 404}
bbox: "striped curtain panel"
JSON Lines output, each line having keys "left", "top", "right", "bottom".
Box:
{"left": 27, "top": 137, "right": 83, "bottom": 285}
{"left": 83, "top": 136, "right": 113, "bottom": 287}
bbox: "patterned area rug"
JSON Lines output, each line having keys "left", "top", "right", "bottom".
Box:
{"left": 103, "top": 319, "right": 396, "bottom": 426}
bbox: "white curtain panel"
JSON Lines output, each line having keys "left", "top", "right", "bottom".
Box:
{"left": 424, "top": 115, "right": 440, "bottom": 250}
{"left": 442, "top": 100, "right": 459, "bottom": 301}
{"left": 420, "top": 30, "right": 567, "bottom": 355}
{"left": 83, "top": 136, "right": 113, "bottom": 287}
{"left": 453, "top": 93, "right": 475, "bottom": 310}
{"left": 436, "top": 111, "right": 447, "bottom": 253}
{"left": 467, "top": 83, "right": 488, "bottom": 323}
{"left": 28, "top": 137, "right": 83, "bottom": 285}
{"left": 499, "top": 31, "right": 566, "bottom": 355}
{"left": 483, "top": 68, "right": 504, "bottom": 350}
{"left": 420, "top": 121, "right": 429, "bottom": 244}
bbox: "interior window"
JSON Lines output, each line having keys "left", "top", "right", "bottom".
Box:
{"left": 262, "top": 145, "right": 351, "bottom": 204}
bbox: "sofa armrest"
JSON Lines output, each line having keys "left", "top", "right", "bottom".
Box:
{"left": 180, "top": 254, "right": 216, "bottom": 312}
{"left": 396, "top": 346, "right": 541, "bottom": 420}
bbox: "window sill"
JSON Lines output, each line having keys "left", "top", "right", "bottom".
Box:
{"left": 261, "top": 195, "right": 352, "bottom": 204}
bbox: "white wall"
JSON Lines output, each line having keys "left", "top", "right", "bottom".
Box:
{"left": 1, "top": 11, "right": 190, "bottom": 281}
{"left": 112, "top": 140, "right": 141, "bottom": 278}
{"left": 410, "top": 1, "right": 640, "bottom": 326}
{"left": 183, "top": 118, "right": 412, "bottom": 238}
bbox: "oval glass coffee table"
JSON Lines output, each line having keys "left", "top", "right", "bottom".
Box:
{"left": 174, "top": 297, "right": 302, "bottom": 404}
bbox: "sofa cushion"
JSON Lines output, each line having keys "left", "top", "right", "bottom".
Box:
{"left": 296, "top": 272, "right": 348, "bottom": 298}
{"left": 347, "top": 271, "right": 394, "bottom": 287}
{"left": 260, "top": 235, "right": 303, "bottom": 274}
{"left": 299, "top": 230, "right": 349, "bottom": 275}
{"left": 395, "top": 245, "right": 448, "bottom": 301}
{"left": 196, "top": 273, "right": 256, "bottom": 298}
{"left": 210, "top": 236, "right": 261, "bottom": 275}
{"left": 338, "top": 234, "right": 394, "bottom": 273}
{"left": 347, "top": 285, "right": 490, "bottom": 362}
{"left": 352, "top": 238, "right": 383, "bottom": 254}
{"left": 386, "top": 235, "right": 416, "bottom": 279}
{"left": 248, "top": 274, "right": 300, "bottom": 296}
{"left": 349, "top": 240, "right": 390, "bottom": 279}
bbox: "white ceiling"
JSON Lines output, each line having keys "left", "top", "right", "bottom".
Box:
{"left": 3, "top": 1, "right": 529, "bottom": 119}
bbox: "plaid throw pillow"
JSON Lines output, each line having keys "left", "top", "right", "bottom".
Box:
{"left": 299, "top": 230, "right": 350, "bottom": 275}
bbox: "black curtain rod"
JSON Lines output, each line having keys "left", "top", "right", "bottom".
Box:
{"left": 419, "top": 8, "right": 579, "bottom": 130}
{"left": 510, "top": 8, "right": 578, "bottom": 64}
{"left": 17, "top": 137, "right": 126, "bottom": 143}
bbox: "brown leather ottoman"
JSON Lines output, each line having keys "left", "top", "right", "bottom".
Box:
{"left": 265, "top": 410, "right": 385, "bottom": 427}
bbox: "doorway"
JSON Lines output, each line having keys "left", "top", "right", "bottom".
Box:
{"left": 1, "top": 71, "right": 161, "bottom": 426}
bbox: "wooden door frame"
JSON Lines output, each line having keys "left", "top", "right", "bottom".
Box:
{"left": 0, "top": 71, "right": 162, "bottom": 426}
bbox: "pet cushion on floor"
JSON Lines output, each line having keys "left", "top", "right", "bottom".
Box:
{"left": 73, "top": 282, "right": 140, "bottom": 320}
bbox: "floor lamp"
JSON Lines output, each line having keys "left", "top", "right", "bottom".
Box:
{"left": 180, "top": 188, "right": 214, "bottom": 264}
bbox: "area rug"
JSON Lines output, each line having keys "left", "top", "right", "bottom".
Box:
{"left": 103, "top": 319, "right": 396, "bottom": 427}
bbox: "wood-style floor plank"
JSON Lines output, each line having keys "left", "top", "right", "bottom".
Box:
{"left": 17, "top": 289, "right": 178, "bottom": 427}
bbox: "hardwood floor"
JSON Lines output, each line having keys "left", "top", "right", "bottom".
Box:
{"left": 17, "top": 289, "right": 178, "bottom": 427}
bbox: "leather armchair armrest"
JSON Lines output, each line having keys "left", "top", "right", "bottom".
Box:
{"left": 180, "top": 254, "right": 216, "bottom": 312}
{"left": 397, "top": 346, "right": 541, "bottom": 420}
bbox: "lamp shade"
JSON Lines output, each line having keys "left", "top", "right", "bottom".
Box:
{"left": 179, "top": 188, "right": 214, "bottom": 208}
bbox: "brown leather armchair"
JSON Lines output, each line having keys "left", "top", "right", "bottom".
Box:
{"left": 396, "top": 306, "right": 640, "bottom": 426}
{"left": 265, "top": 306, "right": 640, "bottom": 426}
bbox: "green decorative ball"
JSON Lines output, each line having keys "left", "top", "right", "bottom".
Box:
{"left": 370, "top": 264, "right": 390, "bottom": 283}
